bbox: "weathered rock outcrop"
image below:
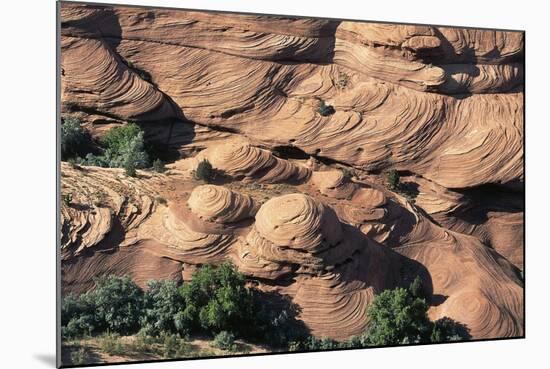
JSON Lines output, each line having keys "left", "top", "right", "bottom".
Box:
{"left": 60, "top": 3, "right": 524, "bottom": 342}
{"left": 60, "top": 3, "right": 523, "bottom": 190}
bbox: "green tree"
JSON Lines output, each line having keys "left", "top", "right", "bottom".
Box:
{"left": 61, "top": 293, "right": 101, "bottom": 338}
{"left": 194, "top": 159, "right": 215, "bottom": 182}
{"left": 408, "top": 275, "right": 429, "bottom": 301}
{"left": 103, "top": 124, "right": 150, "bottom": 169}
{"left": 101, "top": 123, "right": 142, "bottom": 153}
{"left": 124, "top": 159, "right": 137, "bottom": 177}
{"left": 386, "top": 169, "right": 400, "bottom": 191}
{"left": 140, "top": 280, "right": 188, "bottom": 337}
{"left": 365, "top": 287, "right": 432, "bottom": 346}
{"left": 251, "top": 293, "right": 309, "bottom": 347}
{"left": 92, "top": 275, "right": 144, "bottom": 335}
{"left": 178, "top": 262, "right": 253, "bottom": 334}
{"left": 61, "top": 116, "right": 87, "bottom": 160}
{"left": 430, "top": 317, "right": 471, "bottom": 342}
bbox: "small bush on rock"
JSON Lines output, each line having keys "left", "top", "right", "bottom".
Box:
{"left": 152, "top": 158, "right": 165, "bottom": 173}
{"left": 386, "top": 169, "right": 400, "bottom": 191}
{"left": 194, "top": 159, "right": 215, "bottom": 183}
{"left": 317, "top": 100, "right": 335, "bottom": 116}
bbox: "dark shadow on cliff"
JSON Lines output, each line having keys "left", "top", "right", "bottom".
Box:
{"left": 247, "top": 289, "right": 311, "bottom": 346}
{"left": 452, "top": 183, "right": 524, "bottom": 225}
{"left": 61, "top": 3, "right": 122, "bottom": 48}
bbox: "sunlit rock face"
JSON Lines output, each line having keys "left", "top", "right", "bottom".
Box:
{"left": 60, "top": 3, "right": 524, "bottom": 341}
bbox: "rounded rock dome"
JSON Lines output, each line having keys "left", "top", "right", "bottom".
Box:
{"left": 254, "top": 193, "right": 342, "bottom": 252}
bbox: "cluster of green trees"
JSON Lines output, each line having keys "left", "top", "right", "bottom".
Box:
{"left": 62, "top": 263, "right": 469, "bottom": 354}
{"left": 61, "top": 116, "right": 166, "bottom": 177}
{"left": 62, "top": 262, "right": 306, "bottom": 348}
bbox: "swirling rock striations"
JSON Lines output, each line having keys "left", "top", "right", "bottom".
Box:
{"left": 138, "top": 185, "right": 259, "bottom": 263}
{"left": 139, "top": 206, "right": 235, "bottom": 262}
{"left": 60, "top": 162, "right": 159, "bottom": 259}
{"left": 181, "top": 138, "right": 311, "bottom": 183}
{"left": 309, "top": 170, "right": 404, "bottom": 244}
{"left": 60, "top": 3, "right": 524, "bottom": 342}
{"left": 60, "top": 36, "right": 178, "bottom": 125}
{"left": 310, "top": 170, "right": 358, "bottom": 199}
{"left": 188, "top": 184, "right": 259, "bottom": 223}
{"left": 396, "top": 218, "right": 523, "bottom": 339}
{"left": 235, "top": 193, "right": 403, "bottom": 339}
{"left": 237, "top": 194, "right": 346, "bottom": 277}
{"left": 408, "top": 175, "right": 524, "bottom": 269}
{"left": 61, "top": 3, "right": 523, "bottom": 190}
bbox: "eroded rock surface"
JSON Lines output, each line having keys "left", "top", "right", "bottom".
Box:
{"left": 60, "top": 3, "right": 524, "bottom": 341}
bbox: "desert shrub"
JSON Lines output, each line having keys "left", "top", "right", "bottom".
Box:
{"left": 339, "top": 334, "right": 368, "bottom": 349}
{"left": 82, "top": 152, "right": 108, "bottom": 167}
{"left": 62, "top": 193, "right": 72, "bottom": 207}
{"left": 128, "top": 333, "right": 160, "bottom": 355}
{"left": 386, "top": 169, "right": 400, "bottom": 191}
{"left": 194, "top": 159, "right": 214, "bottom": 182}
{"left": 317, "top": 100, "right": 335, "bottom": 116}
{"left": 337, "top": 72, "right": 349, "bottom": 88}
{"left": 67, "top": 157, "right": 79, "bottom": 168}
{"left": 152, "top": 158, "right": 165, "bottom": 173}
{"left": 162, "top": 334, "right": 179, "bottom": 358}
{"left": 430, "top": 317, "right": 471, "bottom": 342}
{"left": 341, "top": 167, "right": 356, "bottom": 180}
{"left": 289, "top": 335, "right": 358, "bottom": 351}
{"left": 213, "top": 331, "right": 236, "bottom": 351}
{"left": 124, "top": 159, "right": 137, "bottom": 177}
{"left": 178, "top": 262, "right": 254, "bottom": 334}
{"left": 61, "top": 116, "right": 88, "bottom": 160}
{"left": 304, "top": 336, "right": 340, "bottom": 350}
{"left": 265, "top": 309, "right": 306, "bottom": 346}
{"left": 70, "top": 347, "right": 88, "bottom": 365}
{"left": 162, "top": 334, "right": 189, "bottom": 359}
{"left": 155, "top": 196, "right": 167, "bottom": 206}
{"left": 140, "top": 280, "right": 188, "bottom": 337}
{"left": 99, "top": 333, "right": 125, "bottom": 356}
{"left": 365, "top": 287, "right": 432, "bottom": 346}
{"left": 294, "top": 334, "right": 370, "bottom": 350}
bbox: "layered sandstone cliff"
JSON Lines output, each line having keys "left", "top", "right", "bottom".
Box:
{"left": 60, "top": 3, "right": 524, "bottom": 341}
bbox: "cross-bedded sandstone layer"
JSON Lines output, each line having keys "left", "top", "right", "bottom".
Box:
{"left": 60, "top": 3, "right": 524, "bottom": 342}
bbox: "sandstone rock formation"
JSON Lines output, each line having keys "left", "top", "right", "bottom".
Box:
{"left": 60, "top": 3, "right": 524, "bottom": 342}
